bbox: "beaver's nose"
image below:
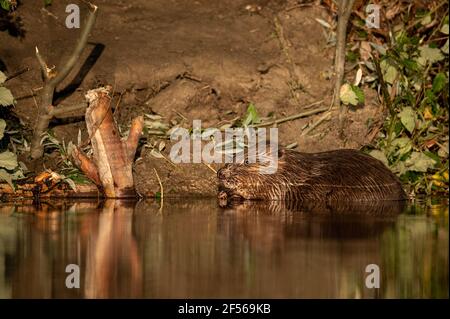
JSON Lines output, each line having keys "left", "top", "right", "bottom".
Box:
{"left": 217, "top": 167, "right": 229, "bottom": 179}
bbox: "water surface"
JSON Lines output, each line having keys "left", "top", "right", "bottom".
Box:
{"left": 0, "top": 198, "right": 448, "bottom": 298}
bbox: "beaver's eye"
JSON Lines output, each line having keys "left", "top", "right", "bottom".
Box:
{"left": 244, "top": 159, "right": 249, "bottom": 165}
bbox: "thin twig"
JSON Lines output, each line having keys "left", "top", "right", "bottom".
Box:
{"left": 301, "top": 99, "right": 324, "bottom": 110}
{"left": 30, "top": 89, "right": 39, "bottom": 110}
{"left": 301, "top": 111, "right": 332, "bottom": 136}
{"left": 35, "top": 47, "right": 50, "bottom": 80}
{"left": 112, "top": 91, "right": 123, "bottom": 115}
{"left": 5, "top": 67, "right": 30, "bottom": 82}
{"left": 41, "top": 8, "right": 59, "bottom": 21}
{"left": 254, "top": 105, "right": 328, "bottom": 127}
{"left": 173, "top": 110, "right": 188, "bottom": 121}
{"left": 406, "top": 0, "right": 447, "bottom": 31}
{"left": 153, "top": 168, "right": 164, "bottom": 201}
{"left": 425, "top": 7, "right": 449, "bottom": 43}
{"left": 203, "top": 163, "right": 217, "bottom": 174}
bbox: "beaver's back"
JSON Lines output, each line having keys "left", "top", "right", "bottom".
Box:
{"left": 279, "top": 149, "right": 406, "bottom": 201}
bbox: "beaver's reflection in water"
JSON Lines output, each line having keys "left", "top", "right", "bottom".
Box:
{"left": 218, "top": 200, "right": 405, "bottom": 252}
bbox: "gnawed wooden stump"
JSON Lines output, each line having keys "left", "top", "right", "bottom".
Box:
{"left": 72, "top": 86, "right": 144, "bottom": 198}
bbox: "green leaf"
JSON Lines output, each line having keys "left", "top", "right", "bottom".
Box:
{"left": 432, "top": 73, "right": 447, "bottom": 93}
{"left": 0, "top": 169, "right": 13, "bottom": 189}
{"left": 351, "top": 85, "right": 365, "bottom": 104}
{"left": 368, "top": 150, "right": 389, "bottom": 167}
{"left": 440, "top": 23, "right": 449, "bottom": 35}
{"left": 0, "top": 118, "right": 5, "bottom": 140}
{"left": 0, "top": 71, "right": 6, "bottom": 84}
{"left": 398, "top": 107, "right": 416, "bottom": 133}
{"left": 403, "top": 152, "right": 436, "bottom": 172}
{"left": 0, "top": 151, "right": 18, "bottom": 170}
{"left": 402, "top": 59, "right": 419, "bottom": 72}
{"left": 339, "top": 83, "right": 358, "bottom": 106}
{"left": 438, "top": 141, "right": 449, "bottom": 158}
{"left": 380, "top": 60, "right": 398, "bottom": 84}
{"left": 243, "top": 103, "right": 260, "bottom": 126}
{"left": 64, "top": 178, "right": 77, "bottom": 192}
{"left": 392, "top": 137, "right": 412, "bottom": 157}
{"left": 392, "top": 161, "right": 407, "bottom": 176}
{"left": 0, "top": 0, "right": 10, "bottom": 11}
{"left": 423, "top": 151, "right": 440, "bottom": 163}
{"left": 441, "top": 39, "right": 449, "bottom": 55}
{"left": 420, "top": 14, "right": 432, "bottom": 25}
{"left": 0, "top": 87, "right": 14, "bottom": 106}
{"left": 418, "top": 45, "right": 445, "bottom": 65}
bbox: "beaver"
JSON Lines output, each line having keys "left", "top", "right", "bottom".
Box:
{"left": 217, "top": 149, "right": 407, "bottom": 202}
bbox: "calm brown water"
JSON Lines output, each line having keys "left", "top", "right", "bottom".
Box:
{"left": 0, "top": 198, "right": 448, "bottom": 298}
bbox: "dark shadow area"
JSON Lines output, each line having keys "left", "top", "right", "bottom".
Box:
{"left": 0, "top": 58, "right": 6, "bottom": 72}
{"left": 53, "top": 42, "right": 105, "bottom": 105}
{"left": 48, "top": 116, "right": 86, "bottom": 128}
{"left": 0, "top": 9, "right": 25, "bottom": 38}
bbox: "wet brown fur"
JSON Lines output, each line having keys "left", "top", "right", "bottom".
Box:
{"left": 218, "top": 149, "right": 407, "bottom": 202}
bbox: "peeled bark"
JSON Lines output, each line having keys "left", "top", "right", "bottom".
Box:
{"left": 72, "top": 86, "right": 144, "bottom": 198}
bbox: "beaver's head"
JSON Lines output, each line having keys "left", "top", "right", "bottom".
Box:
{"left": 217, "top": 148, "right": 284, "bottom": 202}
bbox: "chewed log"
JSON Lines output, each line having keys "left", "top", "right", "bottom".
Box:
{"left": 75, "top": 86, "right": 144, "bottom": 198}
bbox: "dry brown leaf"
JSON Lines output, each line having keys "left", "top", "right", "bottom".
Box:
{"left": 386, "top": 3, "right": 401, "bottom": 20}
{"left": 360, "top": 41, "right": 372, "bottom": 61}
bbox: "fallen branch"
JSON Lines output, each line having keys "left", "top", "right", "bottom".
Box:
{"left": 30, "top": 2, "right": 98, "bottom": 159}
{"left": 301, "top": 111, "right": 332, "bottom": 136}
{"left": 254, "top": 105, "right": 328, "bottom": 127}
{"left": 4, "top": 67, "right": 30, "bottom": 82}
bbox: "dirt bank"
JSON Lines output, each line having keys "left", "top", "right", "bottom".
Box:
{"left": 0, "top": 0, "right": 383, "bottom": 196}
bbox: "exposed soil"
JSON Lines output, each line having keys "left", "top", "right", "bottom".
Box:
{"left": 0, "top": 0, "right": 384, "bottom": 196}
